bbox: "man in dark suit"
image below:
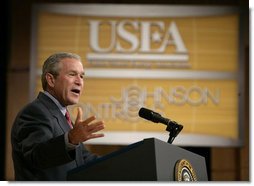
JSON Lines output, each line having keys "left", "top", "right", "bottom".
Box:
{"left": 11, "top": 52, "right": 105, "bottom": 180}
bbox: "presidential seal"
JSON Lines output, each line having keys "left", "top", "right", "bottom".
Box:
{"left": 174, "top": 159, "right": 197, "bottom": 181}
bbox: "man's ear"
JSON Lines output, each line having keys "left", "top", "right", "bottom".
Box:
{"left": 45, "top": 73, "right": 55, "bottom": 88}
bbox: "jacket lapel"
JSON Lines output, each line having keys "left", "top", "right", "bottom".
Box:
{"left": 37, "top": 92, "right": 71, "bottom": 132}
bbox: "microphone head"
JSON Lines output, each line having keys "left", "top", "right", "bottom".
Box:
{"left": 138, "top": 107, "right": 161, "bottom": 123}
{"left": 138, "top": 107, "right": 183, "bottom": 144}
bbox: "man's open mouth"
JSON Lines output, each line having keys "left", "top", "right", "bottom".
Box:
{"left": 71, "top": 89, "right": 80, "bottom": 95}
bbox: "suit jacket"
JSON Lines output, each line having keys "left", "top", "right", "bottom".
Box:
{"left": 11, "top": 92, "right": 98, "bottom": 181}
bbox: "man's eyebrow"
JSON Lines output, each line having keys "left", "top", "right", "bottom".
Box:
{"left": 68, "top": 70, "right": 84, "bottom": 74}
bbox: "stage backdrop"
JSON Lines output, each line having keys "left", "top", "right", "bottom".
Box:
{"left": 30, "top": 4, "right": 244, "bottom": 146}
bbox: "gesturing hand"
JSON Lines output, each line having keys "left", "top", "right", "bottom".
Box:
{"left": 68, "top": 107, "right": 105, "bottom": 145}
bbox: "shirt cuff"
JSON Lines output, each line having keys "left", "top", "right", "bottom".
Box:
{"left": 64, "top": 132, "right": 79, "bottom": 150}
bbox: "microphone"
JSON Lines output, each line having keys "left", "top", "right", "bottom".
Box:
{"left": 138, "top": 107, "right": 183, "bottom": 144}
{"left": 138, "top": 107, "right": 170, "bottom": 126}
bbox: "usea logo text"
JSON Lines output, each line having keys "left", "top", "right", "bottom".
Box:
{"left": 87, "top": 20, "right": 189, "bottom": 68}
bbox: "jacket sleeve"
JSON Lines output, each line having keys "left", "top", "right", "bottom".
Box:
{"left": 14, "top": 104, "right": 74, "bottom": 169}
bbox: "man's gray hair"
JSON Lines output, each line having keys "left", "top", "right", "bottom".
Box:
{"left": 41, "top": 52, "right": 81, "bottom": 90}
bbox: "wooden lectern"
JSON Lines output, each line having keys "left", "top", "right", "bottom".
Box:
{"left": 67, "top": 138, "right": 208, "bottom": 181}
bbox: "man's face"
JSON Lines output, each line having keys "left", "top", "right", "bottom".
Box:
{"left": 49, "top": 58, "right": 84, "bottom": 106}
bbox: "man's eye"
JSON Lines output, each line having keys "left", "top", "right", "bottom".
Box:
{"left": 69, "top": 73, "right": 76, "bottom": 76}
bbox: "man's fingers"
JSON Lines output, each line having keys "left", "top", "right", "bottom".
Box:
{"left": 75, "top": 107, "right": 83, "bottom": 124}
{"left": 69, "top": 117, "right": 105, "bottom": 144}
{"left": 86, "top": 121, "right": 105, "bottom": 133}
{"left": 87, "top": 133, "right": 105, "bottom": 140}
{"left": 80, "top": 115, "right": 97, "bottom": 126}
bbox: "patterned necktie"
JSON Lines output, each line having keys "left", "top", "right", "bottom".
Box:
{"left": 65, "top": 110, "right": 73, "bottom": 129}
